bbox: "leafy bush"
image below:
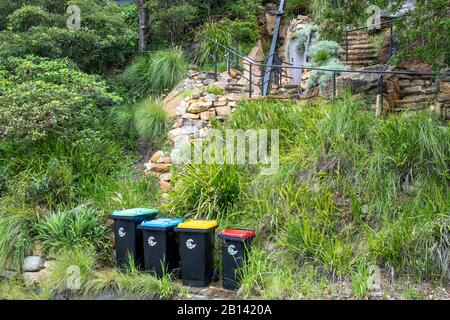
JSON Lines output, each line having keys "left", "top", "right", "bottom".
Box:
{"left": 45, "top": 247, "right": 98, "bottom": 294}
{"left": 397, "top": 1, "right": 450, "bottom": 70}
{"left": 168, "top": 163, "right": 247, "bottom": 220}
{"left": 7, "top": 5, "right": 56, "bottom": 32}
{"left": 295, "top": 24, "right": 318, "bottom": 52}
{"left": 134, "top": 98, "right": 169, "bottom": 147}
{"left": 34, "top": 208, "right": 108, "bottom": 255}
{"left": 307, "top": 40, "right": 340, "bottom": 64}
{"left": 123, "top": 49, "right": 186, "bottom": 96}
{"left": 0, "top": 0, "right": 136, "bottom": 72}
{"left": 0, "top": 55, "right": 121, "bottom": 142}
{"left": 195, "top": 21, "right": 233, "bottom": 65}
{"left": 207, "top": 85, "right": 225, "bottom": 96}
{"left": 306, "top": 58, "right": 347, "bottom": 88}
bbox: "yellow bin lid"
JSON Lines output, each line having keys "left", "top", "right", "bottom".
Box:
{"left": 176, "top": 219, "right": 218, "bottom": 230}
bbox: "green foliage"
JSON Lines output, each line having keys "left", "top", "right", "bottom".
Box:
{"left": 307, "top": 40, "right": 340, "bottom": 64}
{"left": 45, "top": 247, "right": 98, "bottom": 294}
{"left": 7, "top": 5, "right": 56, "bottom": 32}
{"left": 134, "top": 98, "right": 169, "bottom": 147}
{"left": 0, "top": 213, "right": 35, "bottom": 272}
{"left": 168, "top": 163, "right": 247, "bottom": 220}
{"left": 350, "top": 258, "right": 371, "bottom": 298}
{"left": 306, "top": 58, "right": 347, "bottom": 88}
{"left": 0, "top": 0, "right": 136, "bottom": 72}
{"left": 397, "top": 1, "right": 450, "bottom": 70}
{"left": 0, "top": 55, "right": 120, "bottom": 142}
{"left": 195, "top": 21, "right": 233, "bottom": 65}
{"left": 207, "top": 85, "right": 225, "bottom": 96}
{"left": 123, "top": 49, "right": 186, "bottom": 96}
{"left": 34, "top": 208, "right": 108, "bottom": 255}
{"left": 295, "top": 24, "right": 317, "bottom": 52}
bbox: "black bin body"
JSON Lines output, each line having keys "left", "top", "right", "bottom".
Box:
{"left": 137, "top": 218, "right": 184, "bottom": 277}
{"left": 174, "top": 220, "right": 218, "bottom": 287}
{"left": 218, "top": 229, "right": 256, "bottom": 290}
{"left": 109, "top": 208, "right": 158, "bottom": 269}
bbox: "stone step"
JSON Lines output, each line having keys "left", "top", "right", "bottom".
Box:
{"left": 344, "top": 59, "right": 378, "bottom": 66}
{"left": 343, "top": 48, "right": 377, "bottom": 55}
{"left": 396, "top": 95, "right": 435, "bottom": 105}
{"left": 399, "top": 79, "right": 433, "bottom": 87}
{"left": 347, "top": 35, "right": 370, "bottom": 41}
{"left": 401, "top": 86, "right": 436, "bottom": 96}
{"left": 343, "top": 43, "right": 376, "bottom": 50}
{"left": 392, "top": 104, "right": 432, "bottom": 112}
{"left": 342, "top": 52, "right": 378, "bottom": 60}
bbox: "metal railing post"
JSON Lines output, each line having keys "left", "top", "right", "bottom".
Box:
{"left": 249, "top": 62, "right": 253, "bottom": 98}
{"left": 226, "top": 51, "right": 230, "bottom": 76}
{"left": 333, "top": 72, "right": 337, "bottom": 99}
{"left": 380, "top": 75, "right": 384, "bottom": 112}
{"left": 213, "top": 49, "right": 218, "bottom": 82}
{"left": 389, "top": 21, "right": 394, "bottom": 56}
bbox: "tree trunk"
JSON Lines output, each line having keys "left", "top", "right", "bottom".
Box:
{"left": 135, "top": 0, "right": 149, "bottom": 52}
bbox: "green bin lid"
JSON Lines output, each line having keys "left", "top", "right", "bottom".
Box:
{"left": 111, "top": 208, "right": 159, "bottom": 219}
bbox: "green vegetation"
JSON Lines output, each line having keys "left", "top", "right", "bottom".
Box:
{"left": 0, "top": 0, "right": 136, "bottom": 73}
{"left": 34, "top": 208, "right": 109, "bottom": 256}
{"left": 134, "top": 98, "right": 169, "bottom": 148}
{"left": 123, "top": 49, "right": 187, "bottom": 97}
{"left": 167, "top": 94, "right": 450, "bottom": 295}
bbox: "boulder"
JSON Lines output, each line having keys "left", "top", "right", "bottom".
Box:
{"left": 200, "top": 110, "right": 216, "bottom": 121}
{"left": 160, "top": 173, "right": 171, "bottom": 182}
{"left": 182, "top": 112, "right": 200, "bottom": 119}
{"left": 149, "top": 163, "right": 171, "bottom": 173}
{"left": 23, "top": 256, "right": 43, "bottom": 272}
{"left": 187, "top": 102, "right": 212, "bottom": 113}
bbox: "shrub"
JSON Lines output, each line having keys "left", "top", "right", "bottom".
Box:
{"left": 7, "top": 5, "right": 56, "bottom": 32}
{"left": 207, "top": 85, "right": 225, "bottom": 96}
{"left": 134, "top": 98, "right": 169, "bottom": 147}
{"left": 306, "top": 58, "right": 347, "bottom": 88}
{"left": 307, "top": 40, "right": 340, "bottom": 64}
{"left": 295, "top": 24, "right": 318, "bottom": 52}
{"left": 168, "top": 163, "right": 247, "bottom": 220}
{"left": 123, "top": 49, "right": 186, "bottom": 96}
{"left": 34, "top": 208, "right": 108, "bottom": 255}
{"left": 45, "top": 247, "right": 98, "bottom": 294}
{"left": 0, "top": 55, "right": 121, "bottom": 142}
{"left": 0, "top": 213, "right": 34, "bottom": 272}
{"left": 195, "top": 21, "right": 233, "bottom": 65}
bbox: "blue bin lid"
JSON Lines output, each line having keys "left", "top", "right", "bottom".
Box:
{"left": 111, "top": 208, "right": 159, "bottom": 218}
{"left": 140, "top": 218, "right": 185, "bottom": 229}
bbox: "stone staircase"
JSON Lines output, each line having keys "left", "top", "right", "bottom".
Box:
{"left": 341, "top": 30, "right": 378, "bottom": 69}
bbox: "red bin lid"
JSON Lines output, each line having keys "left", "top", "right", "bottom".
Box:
{"left": 219, "top": 229, "right": 256, "bottom": 239}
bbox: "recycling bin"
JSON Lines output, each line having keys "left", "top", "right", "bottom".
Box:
{"left": 218, "top": 228, "right": 256, "bottom": 290}
{"left": 137, "top": 218, "right": 185, "bottom": 277}
{"left": 174, "top": 220, "right": 218, "bottom": 287}
{"left": 109, "top": 208, "right": 159, "bottom": 269}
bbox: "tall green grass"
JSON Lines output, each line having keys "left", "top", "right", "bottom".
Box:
{"left": 123, "top": 48, "right": 186, "bottom": 96}
{"left": 134, "top": 98, "right": 169, "bottom": 148}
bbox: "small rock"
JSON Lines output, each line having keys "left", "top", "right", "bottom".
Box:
{"left": 204, "top": 94, "right": 218, "bottom": 102}
{"left": 23, "top": 272, "right": 39, "bottom": 286}
{"left": 150, "top": 151, "right": 164, "bottom": 163}
{"left": 213, "top": 100, "right": 228, "bottom": 107}
{"left": 182, "top": 112, "right": 200, "bottom": 120}
{"left": 187, "top": 102, "right": 210, "bottom": 114}
{"left": 215, "top": 106, "right": 232, "bottom": 117}
{"left": 159, "top": 180, "right": 173, "bottom": 192}
{"left": 200, "top": 110, "right": 216, "bottom": 121}
{"left": 43, "top": 260, "right": 56, "bottom": 269}
{"left": 191, "top": 93, "right": 201, "bottom": 99}
{"left": 23, "top": 256, "right": 43, "bottom": 272}
{"left": 149, "top": 163, "right": 171, "bottom": 173}
{"left": 156, "top": 156, "right": 172, "bottom": 164}
{"left": 160, "top": 173, "right": 171, "bottom": 182}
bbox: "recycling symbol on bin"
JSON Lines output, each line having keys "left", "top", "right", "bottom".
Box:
{"left": 118, "top": 227, "right": 126, "bottom": 238}
{"left": 227, "top": 245, "right": 238, "bottom": 256}
{"left": 148, "top": 236, "right": 157, "bottom": 247}
{"left": 186, "top": 239, "right": 196, "bottom": 250}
